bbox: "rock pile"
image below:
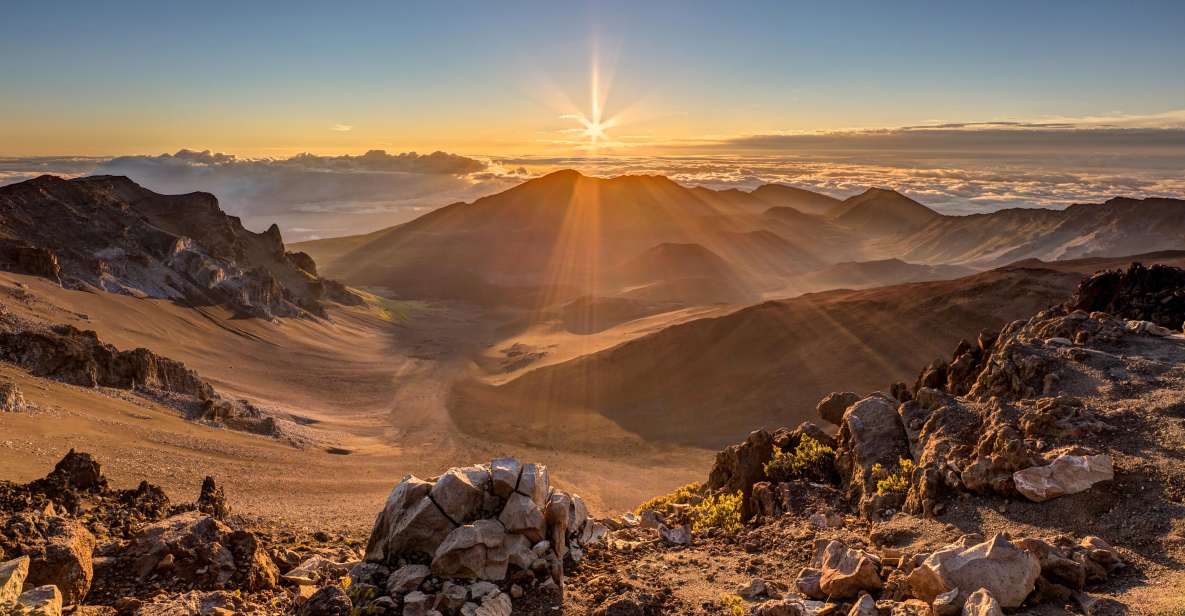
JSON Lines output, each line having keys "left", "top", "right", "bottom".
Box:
{"left": 0, "top": 380, "right": 25, "bottom": 412}
{"left": 1, "top": 450, "right": 286, "bottom": 614}
{"left": 352, "top": 458, "right": 607, "bottom": 615}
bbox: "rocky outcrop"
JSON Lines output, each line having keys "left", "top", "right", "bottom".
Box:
{"left": 0, "top": 324, "right": 212, "bottom": 396}
{"left": 707, "top": 429, "right": 775, "bottom": 519}
{"left": 0, "top": 380, "right": 25, "bottom": 412}
{"left": 3, "top": 514, "right": 96, "bottom": 605}
{"left": 0, "top": 175, "right": 361, "bottom": 319}
{"left": 0, "top": 324, "right": 279, "bottom": 436}
{"left": 834, "top": 395, "right": 911, "bottom": 515}
{"left": 1070, "top": 262, "right": 1185, "bottom": 330}
{"left": 359, "top": 458, "right": 604, "bottom": 614}
{"left": 817, "top": 540, "right": 882, "bottom": 598}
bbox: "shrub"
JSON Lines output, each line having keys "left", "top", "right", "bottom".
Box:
{"left": 873, "top": 458, "right": 915, "bottom": 495}
{"left": 764, "top": 435, "right": 836, "bottom": 483}
{"left": 690, "top": 490, "right": 743, "bottom": 534}
{"left": 635, "top": 482, "right": 703, "bottom": 515}
{"left": 720, "top": 593, "right": 746, "bottom": 616}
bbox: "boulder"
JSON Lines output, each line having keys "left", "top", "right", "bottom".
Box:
{"left": 818, "top": 540, "right": 882, "bottom": 599}
{"left": 489, "top": 458, "right": 521, "bottom": 498}
{"left": 498, "top": 493, "right": 545, "bottom": 543}
{"left": 908, "top": 534, "right": 1039, "bottom": 608}
{"left": 818, "top": 392, "right": 860, "bottom": 426}
{"left": 707, "top": 429, "right": 775, "bottom": 519}
{"left": 123, "top": 511, "right": 277, "bottom": 592}
{"left": 365, "top": 477, "right": 455, "bottom": 562}
{"left": 432, "top": 520, "right": 508, "bottom": 581}
{"left": 753, "top": 598, "right": 815, "bottom": 616}
{"left": 1, "top": 555, "right": 30, "bottom": 607}
{"left": 387, "top": 563, "right": 430, "bottom": 594}
{"left": 0, "top": 381, "right": 26, "bottom": 412}
{"left": 431, "top": 466, "right": 489, "bottom": 523}
{"left": 794, "top": 567, "right": 825, "bottom": 600}
{"left": 961, "top": 588, "right": 1003, "bottom": 616}
{"left": 297, "top": 586, "right": 352, "bottom": 616}
{"left": 834, "top": 395, "right": 911, "bottom": 513}
{"left": 847, "top": 594, "right": 878, "bottom": 616}
{"left": 17, "top": 585, "right": 63, "bottom": 616}
{"left": 195, "top": 476, "right": 229, "bottom": 519}
{"left": 1013, "top": 454, "right": 1113, "bottom": 502}
{"left": 18, "top": 515, "right": 95, "bottom": 605}
{"left": 659, "top": 524, "right": 691, "bottom": 546}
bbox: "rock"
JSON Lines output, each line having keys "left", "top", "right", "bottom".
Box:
{"left": 659, "top": 524, "right": 691, "bottom": 546}
{"left": 1013, "top": 454, "right": 1113, "bottom": 502}
{"left": 297, "top": 585, "right": 352, "bottom": 616}
{"left": 0, "top": 381, "right": 26, "bottom": 412}
{"left": 1, "top": 556, "right": 30, "bottom": 608}
{"left": 707, "top": 429, "right": 775, "bottom": 519}
{"left": 431, "top": 466, "right": 489, "bottom": 523}
{"left": 847, "top": 594, "right": 878, "bottom": 616}
{"left": 489, "top": 458, "right": 521, "bottom": 498}
{"left": 365, "top": 476, "right": 454, "bottom": 562}
{"left": 403, "top": 590, "right": 431, "bottom": 616}
{"left": 516, "top": 464, "right": 550, "bottom": 507}
{"left": 961, "top": 588, "right": 1003, "bottom": 616}
{"left": 440, "top": 581, "right": 469, "bottom": 611}
{"left": 432, "top": 520, "right": 507, "bottom": 581}
{"left": 737, "top": 577, "right": 770, "bottom": 600}
{"left": 17, "top": 585, "right": 62, "bottom": 616}
{"left": 818, "top": 392, "right": 860, "bottom": 426}
{"left": 123, "top": 511, "right": 277, "bottom": 592}
{"left": 834, "top": 396, "right": 911, "bottom": 514}
{"left": 195, "top": 476, "right": 229, "bottom": 519}
{"left": 17, "top": 515, "right": 95, "bottom": 605}
{"left": 931, "top": 588, "right": 961, "bottom": 616}
{"left": 281, "top": 555, "right": 349, "bottom": 586}
{"left": 907, "top": 534, "right": 1039, "bottom": 608}
{"left": 753, "top": 598, "right": 813, "bottom": 616}
{"left": 819, "top": 540, "right": 882, "bottom": 599}
{"left": 347, "top": 561, "right": 390, "bottom": 587}
{"left": 794, "top": 567, "right": 826, "bottom": 600}
{"left": 594, "top": 596, "right": 644, "bottom": 616}
{"left": 387, "top": 563, "right": 431, "bottom": 594}
{"left": 498, "top": 493, "right": 546, "bottom": 543}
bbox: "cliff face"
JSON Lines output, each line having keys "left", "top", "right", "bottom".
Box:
{"left": 0, "top": 175, "right": 361, "bottom": 319}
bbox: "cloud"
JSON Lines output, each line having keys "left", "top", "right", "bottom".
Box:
{"left": 330, "top": 124, "right": 353, "bottom": 132}
{"left": 80, "top": 150, "right": 512, "bottom": 240}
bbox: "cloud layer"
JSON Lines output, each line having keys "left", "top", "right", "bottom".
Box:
{"left": 2, "top": 131, "right": 1182, "bottom": 241}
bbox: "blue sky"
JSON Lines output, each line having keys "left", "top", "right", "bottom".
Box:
{"left": 2, "top": 1, "right": 1184, "bottom": 156}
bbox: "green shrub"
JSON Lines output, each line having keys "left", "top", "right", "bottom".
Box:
{"left": 720, "top": 593, "right": 746, "bottom": 616}
{"left": 764, "top": 435, "right": 836, "bottom": 483}
{"left": 635, "top": 482, "right": 702, "bottom": 515}
{"left": 873, "top": 458, "right": 915, "bottom": 495}
{"left": 690, "top": 491, "right": 743, "bottom": 533}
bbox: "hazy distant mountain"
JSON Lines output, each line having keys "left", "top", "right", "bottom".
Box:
{"left": 296, "top": 170, "right": 1185, "bottom": 307}
{"left": 297, "top": 170, "right": 833, "bottom": 304}
{"left": 828, "top": 187, "right": 942, "bottom": 234}
{"left": 894, "top": 197, "right": 1185, "bottom": 267}
{"left": 748, "top": 183, "right": 843, "bottom": 216}
{"left": 0, "top": 175, "right": 358, "bottom": 318}
{"left": 786, "top": 258, "right": 977, "bottom": 292}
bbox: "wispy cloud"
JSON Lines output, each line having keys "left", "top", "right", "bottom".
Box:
{"left": 330, "top": 124, "right": 353, "bottom": 132}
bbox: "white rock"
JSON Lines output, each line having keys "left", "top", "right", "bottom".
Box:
{"left": 1, "top": 556, "right": 30, "bottom": 608}
{"left": 1013, "top": 454, "right": 1113, "bottom": 502}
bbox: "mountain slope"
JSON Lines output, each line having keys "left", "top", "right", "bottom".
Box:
{"left": 748, "top": 183, "right": 843, "bottom": 216}
{"left": 829, "top": 187, "right": 943, "bottom": 234}
{"left": 297, "top": 170, "right": 832, "bottom": 303}
{"left": 896, "top": 197, "right": 1185, "bottom": 267}
{"left": 0, "top": 175, "right": 359, "bottom": 318}
{"left": 451, "top": 265, "right": 1086, "bottom": 449}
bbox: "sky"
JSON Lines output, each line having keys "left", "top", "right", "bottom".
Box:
{"left": 1, "top": 1, "right": 1183, "bottom": 239}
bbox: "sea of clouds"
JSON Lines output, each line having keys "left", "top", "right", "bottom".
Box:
{"left": 2, "top": 141, "right": 1183, "bottom": 241}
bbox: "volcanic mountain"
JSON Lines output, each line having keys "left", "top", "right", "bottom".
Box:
{"left": 828, "top": 187, "right": 943, "bottom": 235}
{"left": 0, "top": 175, "right": 360, "bottom": 318}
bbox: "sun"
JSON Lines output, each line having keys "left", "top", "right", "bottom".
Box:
{"left": 580, "top": 117, "right": 609, "bottom": 143}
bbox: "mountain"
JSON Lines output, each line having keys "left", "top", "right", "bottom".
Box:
{"left": 828, "top": 187, "right": 942, "bottom": 234}
{"left": 297, "top": 170, "right": 834, "bottom": 304}
{"left": 748, "top": 183, "right": 842, "bottom": 216}
{"left": 894, "top": 196, "right": 1185, "bottom": 267}
{"left": 785, "top": 258, "right": 977, "bottom": 292}
{"left": 451, "top": 265, "right": 1086, "bottom": 449}
{"left": 610, "top": 242, "right": 759, "bottom": 303}
{"left": 0, "top": 175, "right": 360, "bottom": 318}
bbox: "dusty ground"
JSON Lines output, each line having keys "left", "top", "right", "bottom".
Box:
{"left": 0, "top": 271, "right": 711, "bottom": 534}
